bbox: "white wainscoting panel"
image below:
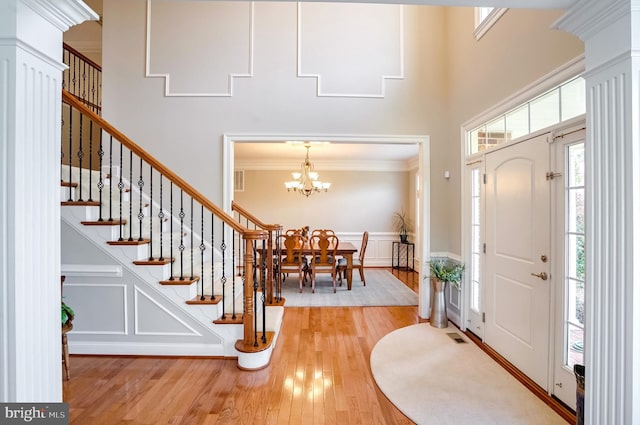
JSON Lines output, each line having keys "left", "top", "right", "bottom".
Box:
{"left": 335, "top": 232, "right": 399, "bottom": 267}
{"left": 134, "top": 286, "right": 202, "bottom": 336}
{"left": 297, "top": 3, "right": 403, "bottom": 98}
{"left": 65, "top": 283, "right": 128, "bottom": 335}
{"left": 146, "top": 0, "right": 254, "bottom": 96}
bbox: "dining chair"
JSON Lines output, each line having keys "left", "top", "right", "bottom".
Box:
{"left": 311, "top": 229, "right": 335, "bottom": 237}
{"left": 309, "top": 234, "right": 339, "bottom": 293}
{"left": 338, "top": 231, "right": 368, "bottom": 287}
{"left": 277, "top": 233, "right": 307, "bottom": 292}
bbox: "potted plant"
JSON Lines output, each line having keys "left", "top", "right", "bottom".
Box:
{"left": 427, "top": 258, "right": 465, "bottom": 328}
{"left": 393, "top": 209, "right": 412, "bottom": 243}
{"left": 61, "top": 300, "right": 75, "bottom": 327}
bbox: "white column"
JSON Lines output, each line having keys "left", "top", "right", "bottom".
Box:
{"left": 556, "top": 1, "right": 640, "bottom": 424}
{"left": 0, "top": 0, "right": 96, "bottom": 402}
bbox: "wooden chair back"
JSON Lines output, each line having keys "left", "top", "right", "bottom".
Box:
{"left": 310, "top": 234, "right": 338, "bottom": 266}
{"left": 359, "top": 231, "right": 369, "bottom": 263}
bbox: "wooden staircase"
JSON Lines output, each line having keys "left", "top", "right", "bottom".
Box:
{"left": 60, "top": 92, "right": 283, "bottom": 370}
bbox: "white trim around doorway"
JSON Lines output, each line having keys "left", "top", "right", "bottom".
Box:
{"left": 222, "top": 133, "right": 431, "bottom": 318}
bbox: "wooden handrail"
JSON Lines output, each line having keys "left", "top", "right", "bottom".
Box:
{"left": 63, "top": 42, "right": 102, "bottom": 72}
{"left": 231, "top": 201, "right": 282, "bottom": 232}
{"left": 62, "top": 90, "right": 263, "bottom": 238}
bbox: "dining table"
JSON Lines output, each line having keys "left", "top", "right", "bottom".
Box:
{"left": 267, "top": 240, "right": 359, "bottom": 290}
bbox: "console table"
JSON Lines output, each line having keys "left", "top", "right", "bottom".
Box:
{"left": 392, "top": 241, "right": 414, "bottom": 271}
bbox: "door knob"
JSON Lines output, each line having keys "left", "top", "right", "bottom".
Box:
{"left": 531, "top": 272, "right": 548, "bottom": 281}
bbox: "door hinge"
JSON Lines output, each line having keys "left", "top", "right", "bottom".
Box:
{"left": 546, "top": 171, "right": 562, "bottom": 181}
{"left": 483, "top": 243, "right": 486, "bottom": 254}
{"left": 483, "top": 173, "right": 487, "bottom": 184}
{"left": 482, "top": 312, "right": 486, "bottom": 323}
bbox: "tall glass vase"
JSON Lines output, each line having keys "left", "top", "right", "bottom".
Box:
{"left": 430, "top": 278, "right": 448, "bottom": 328}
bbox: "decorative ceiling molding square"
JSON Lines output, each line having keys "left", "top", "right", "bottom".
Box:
{"left": 145, "top": 0, "right": 254, "bottom": 97}
{"left": 297, "top": 2, "right": 404, "bottom": 98}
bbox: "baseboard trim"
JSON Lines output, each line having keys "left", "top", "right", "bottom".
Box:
{"left": 464, "top": 331, "right": 576, "bottom": 424}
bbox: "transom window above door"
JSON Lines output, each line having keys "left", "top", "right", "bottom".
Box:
{"left": 468, "top": 76, "right": 585, "bottom": 155}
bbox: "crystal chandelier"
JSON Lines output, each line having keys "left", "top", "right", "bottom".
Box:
{"left": 284, "top": 144, "right": 331, "bottom": 197}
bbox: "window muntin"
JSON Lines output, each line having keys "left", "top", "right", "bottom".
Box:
{"left": 565, "top": 143, "right": 585, "bottom": 369}
{"left": 468, "top": 77, "right": 585, "bottom": 155}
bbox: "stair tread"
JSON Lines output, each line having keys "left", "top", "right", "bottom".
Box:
{"left": 107, "top": 239, "right": 151, "bottom": 246}
{"left": 159, "top": 276, "right": 199, "bottom": 285}
{"left": 133, "top": 258, "right": 173, "bottom": 265}
{"left": 81, "top": 219, "right": 127, "bottom": 225}
{"left": 185, "top": 296, "right": 221, "bottom": 305}
{"left": 62, "top": 201, "right": 101, "bottom": 206}
{"left": 214, "top": 314, "right": 244, "bottom": 325}
{"left": 61, "top": 181, "right": 78, "bottom": 187}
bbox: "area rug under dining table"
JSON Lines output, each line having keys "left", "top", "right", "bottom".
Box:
{"left": 279, "top": 269, "right": 418, "bottom": 307}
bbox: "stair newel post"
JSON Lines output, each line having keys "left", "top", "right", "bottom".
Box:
{"left": 260, "top": 238, "right": 267, "bottom": 344}
{"left": 253, "top": 239, "right": 259, "bottom": 347}
{"left": 137, "top": 158, "right": 144, "bottom": 242}
{"left": 240, "top": 230, "right": 267, "bottom": 348}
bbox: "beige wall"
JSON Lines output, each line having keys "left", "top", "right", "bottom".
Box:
{"left": 100, "top": 1, "right": 445, "bottom": 248}
{"left": 234, "top": 169, "right": 411, "bottom": 233}
{"left": 92, "top": 2, "right": 583, "bottom": 257}
{"left": 441, "top": 7, "right": 584, "bottom": 254}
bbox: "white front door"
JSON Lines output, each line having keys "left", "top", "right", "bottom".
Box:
{"left": 484, "top": 133, "right": 551, "bottom": 390}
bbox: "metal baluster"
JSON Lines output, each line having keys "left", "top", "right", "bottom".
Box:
{"left": 211, "top": 214, "right": 216, "bottom": 301}
{"left": 190, "top": 198, "right": 194, "bottom": 280}
{"left": 158, "top": 176, "right": 164, "bottom": 261}
{"left": 220, "top": 223, "right": 227, "bottom": 319}
{"left": 67, "top": 104, "right": 73, "bottom": 201}
{"left": 169, "top": 182, "right": 174, "bottom": 280}
{"left": 97, "top": 130, "right": 104, "bottom": 221}
{"left": 108, "top": 136, "right": 114, "bottom": 221}
{"left": 200, "top": 206, "right": 205, "bottom": 301}
{"left": 231, "top": 229, "right": 236, "bottom": 320}
{"left": 82, "top": 61, "right": 86, "bottom": 106}
{"left": 87, "top": 120, "right": 93, "bottom": 202}
{"left": 77, "top": 113, "right": 84, "bottom": 201}
{"left": 178, "top": 191, "right": 185, "bottom": 280}
{"left": 128, "top": 151, "right": 133, "bottom": 241}
{"left": 117, "top": 143, "right": 124, "bottom": 241}
{"left": 137, "top": 158, "right": 144, "bottom": 242}
{"left": 148, "top": 167, "right": 154, "bottom": 257}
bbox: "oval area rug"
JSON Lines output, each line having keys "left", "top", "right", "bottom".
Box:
{"left": 370, "top": 323, "right": 567, "bottom": 425}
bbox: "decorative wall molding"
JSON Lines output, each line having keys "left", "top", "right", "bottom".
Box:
{"left": 145, "top": 0, "right": 254, "bottom": 97}
{"left": 235, "top": 158, "right": 414, "bottom": 172}
{"left": 68, "top": 341, "right": 226, "bottom": 357}
{"left": 134, "top": 286, "right": 202, "bottom": 336}
{"left": 296, "top": 2, "right": 404, "bottom": 98}
{"left": 61, "top": 264, "right": 122, "bottom": 278}
{"left": 65, "top": 283, "right": 128, "bottom": 335}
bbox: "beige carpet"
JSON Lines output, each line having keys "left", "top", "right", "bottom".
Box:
{"left": 370, "top": 323, "right": 567, "bottom": 425}
{"left": 280, "top": 269, "right": 418, "bottom": 307}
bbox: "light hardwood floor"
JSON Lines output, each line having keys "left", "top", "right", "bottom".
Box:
{"left": 63, "top": 268, "right": 420, "bottom": 425}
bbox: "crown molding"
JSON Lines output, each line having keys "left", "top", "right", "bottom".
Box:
{"left": 21, "top": 0, "right": 99, "bottom": 32}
